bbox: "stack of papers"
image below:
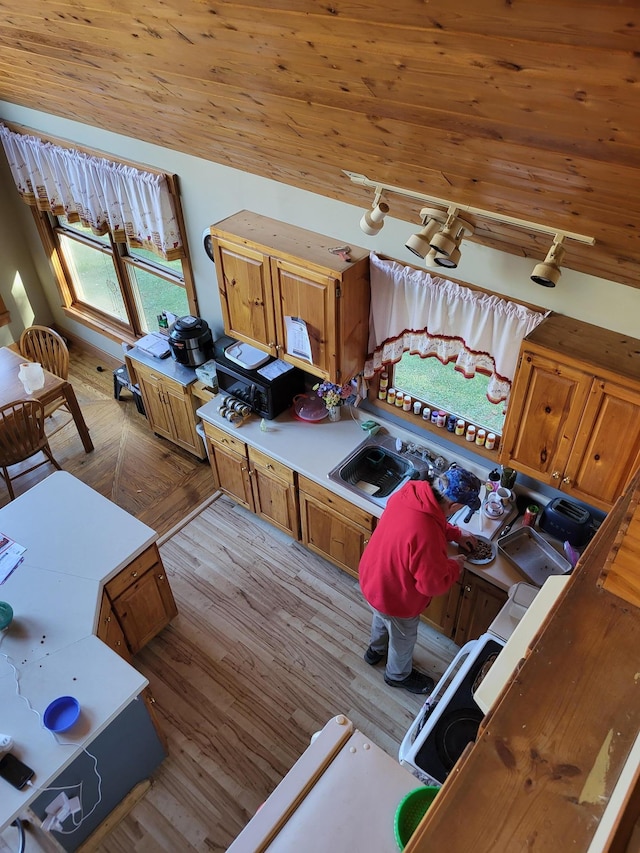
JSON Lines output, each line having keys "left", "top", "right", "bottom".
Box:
{"left": 0, "top": 533, "right": 25, "bottom": 584}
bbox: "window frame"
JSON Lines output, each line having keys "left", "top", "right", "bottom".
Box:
{"left": 19, "top": 129, "right": 198, "bottom": 346}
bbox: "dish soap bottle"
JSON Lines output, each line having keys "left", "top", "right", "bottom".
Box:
{"left": 486, "top": 468, "right": 500, "bottom": 493}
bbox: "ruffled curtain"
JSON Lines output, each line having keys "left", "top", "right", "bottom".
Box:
{"left": 365, "top": 252, "right": 547, "bottom": 403}
{"left": 0, "top": 123, "right": 184, "bottom": 261}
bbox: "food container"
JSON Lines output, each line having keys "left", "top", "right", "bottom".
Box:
{"left": 498, "top": 527, "right": 572, "bottom": 587}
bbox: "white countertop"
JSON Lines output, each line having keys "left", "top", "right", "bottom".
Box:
{"left": 0, "top": 473, "right": 155, "bottom": 830}
{"left": 127, "top": 346, "right": 199, "bottom": 386}
{"left": 196, "top": 397, "right": 527, "bottom": 592}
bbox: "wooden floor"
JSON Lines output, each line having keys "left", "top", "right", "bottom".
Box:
{"left": 0, "top": 348, "right": 459, "bottom": 852}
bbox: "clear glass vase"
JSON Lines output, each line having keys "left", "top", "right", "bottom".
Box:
{"left": 327, "top": 405, "right": 341, "bottom": 422}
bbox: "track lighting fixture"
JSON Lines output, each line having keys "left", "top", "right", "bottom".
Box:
{"left": 343, "top": 170, "right": 596, "bottom": 284}
{"left": 530, "top": 236, "right": 566, "bottom": 287}
{"left": 359, "top": 196, "right": 390, "bottom": 236}
{"left": 405, "top": 208, "right": 446, "bottom": 259}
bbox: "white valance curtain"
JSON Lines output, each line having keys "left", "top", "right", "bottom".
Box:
{"left": 0, "top": 123, "right": 184, "bottom": 261}
{"left": 365, "top": 252, "right": 547, "bottom": 403}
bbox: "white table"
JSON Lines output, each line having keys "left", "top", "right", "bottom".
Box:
{"left": 0, "top": 472, "right": 161, "bottom": 839}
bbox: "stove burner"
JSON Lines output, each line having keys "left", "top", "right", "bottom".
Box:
{"left": 434, "top": 707, "right": 484, "bottom": 772}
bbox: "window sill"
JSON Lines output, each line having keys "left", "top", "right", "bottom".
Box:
{"left": 61, "top": 307, "right": 137, "bottom": 347}
{"left": 368, "top": 397, "right": 503, "bottom": 462}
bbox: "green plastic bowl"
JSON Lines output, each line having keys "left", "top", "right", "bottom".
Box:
{"left": 394, "top": 785, "right": 440, "bottom": 850}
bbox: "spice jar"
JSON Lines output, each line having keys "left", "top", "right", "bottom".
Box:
{"left": 395, "top": 391, "right": 404, "bottom": 408}
{"left": 446, "top": 414, "right": 457, "bottom": 432}
{"left": 430, "top": 410, "right": 439, "bottom": 424}
{"left": 465, "top": 424, "right": 476, "bottom": 442}
{"left": 455, "top": 418, "right": 466, "bottom": 436}
{"left": 413, "top": 400, "right": 422, "bottom": 415}
{"left": 403, "top": 395, "right": 412, "bottom": 412}
{"left": 475, "top": 428, "right": 487, "bottom": 446}
{"left": 422, "top": 406, "right": 432, "bottom": 421}
{"left": 485, "top": 432, "right": 497, "bottom": 451}
{"left": 387, "top": 388, "right": 396, "bottom": 406}
{"left": 436, "top": 410, "right": 447, "bottom": 428}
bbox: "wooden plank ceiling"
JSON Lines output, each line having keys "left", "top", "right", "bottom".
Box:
{"left": 0, "top": 0, "right": 638, "bottom": 286}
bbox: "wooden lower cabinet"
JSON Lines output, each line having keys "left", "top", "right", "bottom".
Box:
{"left": 127, "top": 357, "right": 206, "bottom": 460}
{"left": 98, "top": 543, "right": 178, "bottom": 657}
{"left": 298, "top": 475, "right": 376, "bottom": 579}
{"left": 203, "top": 421, "right": 299, "bottom": 537}
{"left": 422, "top": 571, "right": 507, "bottom": 644}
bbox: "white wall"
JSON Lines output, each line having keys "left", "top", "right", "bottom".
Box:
{"left": 1, "top": 101, "right": 639, "bottom": 360}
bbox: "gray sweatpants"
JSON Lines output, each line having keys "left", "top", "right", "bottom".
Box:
{"left": 368, "top": 607, "right": 420, "bottom": 681}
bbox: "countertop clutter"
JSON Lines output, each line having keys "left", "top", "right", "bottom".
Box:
{"left": 0, "top": 473, "right": 165, "bottom": 842}
{"left": 196, "top": 396, "right": 564, "bottom": 594}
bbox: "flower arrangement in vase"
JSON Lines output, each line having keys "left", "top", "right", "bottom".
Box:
{"left": 313, "top": 381, "right": 352, "bottom": 421}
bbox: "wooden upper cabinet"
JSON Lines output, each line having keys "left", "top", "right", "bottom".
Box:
{"left": 210, "top": 211, "right": 370, "bottom": 383}
{"left": 214, "top": 237, "right": 277, "bottom": 352}
{"left": 501, "top": 314, "right": 640, "bottom": 512}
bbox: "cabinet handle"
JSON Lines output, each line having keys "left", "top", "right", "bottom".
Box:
{"left": 562, "top": 476, "right": 571, "bottom": 485}
{"left": 266, "top": 463, "right": 274, "bottom": 470}
{"left": 465, "top": 585, "right": 472, "bottom": 593}
{"left": 157, "top": 574, "right": 165, "bottom": 581}
{"left": 552, "top": 471, "right": 561, "bottom": 479}
{"left": 116, "top": 641, "right": 121, "bottom": 646}
{"left": 131, "top": 571, "right": 138, "bottom": 578}
{"left": 105, "top": 615, "right": 111, "bottom": 623}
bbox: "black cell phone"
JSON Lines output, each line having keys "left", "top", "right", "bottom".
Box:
{"left": 0, "top": 752, "right": 35, "bottom": 790}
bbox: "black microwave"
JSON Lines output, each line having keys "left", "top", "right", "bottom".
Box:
{"left": 213, "top": 337, "right": 305, "bottom": 420}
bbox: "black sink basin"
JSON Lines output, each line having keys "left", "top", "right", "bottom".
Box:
{"left": 337, "top": 445, "right": 415, "bottom": 497}
{"left": 327, "top": 435, "right": 442, "bottom": 507}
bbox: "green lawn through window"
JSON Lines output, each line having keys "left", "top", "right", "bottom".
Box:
{"left": 393, "top": 352, "right": 506, "bottom": 434}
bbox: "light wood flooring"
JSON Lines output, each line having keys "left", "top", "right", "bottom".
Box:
{"left": 0, "top": 348, "right": 459, "bottom": 852}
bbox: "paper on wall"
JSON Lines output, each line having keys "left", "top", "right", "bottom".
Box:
{"left": 284, "top": 316, "right": 313, "bottom": 363}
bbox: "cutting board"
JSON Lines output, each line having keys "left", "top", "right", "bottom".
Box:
{"left": 449, "top": 501, "right": 517, "bottom": 541}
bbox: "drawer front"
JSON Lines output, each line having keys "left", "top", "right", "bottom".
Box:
{"left": 203, "top": 421, "right": 247, "bottom": 456}
{"left": 105, "top": 544, "right": 160, "bottom": 600}
{"left": 248, "top": 446, "right": 295, "bottom": 484}
{"left": 298, "top": 475, "right": 375, "bottom": 529}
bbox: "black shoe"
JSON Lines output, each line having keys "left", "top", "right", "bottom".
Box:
{"left": 364, "top": 646, "right": 386, "bottom": 666}
{"left": 384, "top": 669, "right": 434, "bottom": 695}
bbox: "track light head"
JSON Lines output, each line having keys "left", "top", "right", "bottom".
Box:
{"left": 433, "top": 246, "right": 461, "bottom": 268}
{"left": 405, "top": 220, "right": 440, "bottom": 258}
{"left": 531, "top": 238, "right": 566, "bottom": 287}
{"left": 359, "top": 200, "right": 390, "bottom": 236}
{"left": 429, "top": 210, "right": 475, "bottom": 257}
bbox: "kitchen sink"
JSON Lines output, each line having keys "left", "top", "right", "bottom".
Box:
{"left": 328, "top": 435, "right": 448, "bottom": 508}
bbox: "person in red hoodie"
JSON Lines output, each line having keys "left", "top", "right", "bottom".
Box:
{"left": 359, "top": 466, "right": 481, "bottom": 694}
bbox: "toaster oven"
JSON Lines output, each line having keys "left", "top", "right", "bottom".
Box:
{"left": 213, "top": 337, "right": 305, "bottom": 420}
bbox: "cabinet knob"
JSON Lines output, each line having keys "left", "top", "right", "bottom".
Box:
{"left": 465, "top": 585, "right": 472, "bottom": 593}
{"left": 116, "top": 641, "right": 121, "bottom": 646}
{"left": 562, "top": 476, "right": 572, "bottom": 485}
{"left": 266, "top": 463, "right": 274, "bottom": 470}
{"left": 105, "top": 615, "right": 111, "bottom": 623}
{"left": 131, "top": 571, "right": 138, "bottom": 578}
{"left": 552, "top": 471, "right": 561, "bottom": 479}
{"left": 157, "top": 574, "right": 165, "bottom": 581}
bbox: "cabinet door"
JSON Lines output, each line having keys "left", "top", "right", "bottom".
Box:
{"left": 298, "top": 477, "right": 375, "bottom": 579}
{"left": 208, "top": 440, "right": 254, "bottom": 510}
{"left": 96, "top": 595, "right": 132, "bottom": 663}
{"left": 500, "top": 351, "right": 591, "bottom": 485}
{"left": 136, "top": 368, "right": 173, "bottom": 439}
{"left": 422, "top": 578, "right": 462, "bottom": 638}
{"left": 248, "top": 447, "right": 300, "bottom": 538}
{"left": 453, "top": 571, "right": 507, "bottom": 646}
{"left": 563, "top": 378, "right": 640, "bottom": 510}
{"left": 213, "top": 237, "right": 277, "bottom": 355}
{"left": 271, "top": 259, "right": 338, "bottom": 380}
{"left": 163, "top": 382, "right": 205, "bottom": 458}
{"left": 110, "top": 561, "right": 178, "bottom": 655}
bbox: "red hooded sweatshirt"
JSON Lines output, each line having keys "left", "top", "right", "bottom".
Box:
{"left": 359, "top": 480, "right": 463, "bottom": 619}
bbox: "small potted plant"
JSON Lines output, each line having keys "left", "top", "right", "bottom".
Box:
{"left": 313, "top": 381, "right": 351, "bottom": 421}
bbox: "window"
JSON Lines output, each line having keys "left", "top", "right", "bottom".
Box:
{"left": 392, "top": 352, "right": 506, "bottom": 434}
{"left": 50, "top": 216, "right": 190, "bottom": 339}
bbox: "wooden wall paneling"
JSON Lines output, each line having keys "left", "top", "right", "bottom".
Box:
{"left": 1, "top": 0, "right": 639, "bottom": 286}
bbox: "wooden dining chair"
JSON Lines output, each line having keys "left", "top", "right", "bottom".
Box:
{"left": 19, "top": 325, "right": 73, "bottom": 435}
{"left": 0, "top": 399, "right": 62, "bottom": 500}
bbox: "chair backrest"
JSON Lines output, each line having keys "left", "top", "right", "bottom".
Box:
{"left": 0, "top": 399, "right": 48, "bottom": 468}
{"left": 19, "top": 326, "right": 69, "bottom": 380}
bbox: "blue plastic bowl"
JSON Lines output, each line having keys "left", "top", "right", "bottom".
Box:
{"left": 0, "top": 601, "right": 13, "bottom": 630}
{"left": 43, "top": 696, "right": 80, "bottom": 732}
